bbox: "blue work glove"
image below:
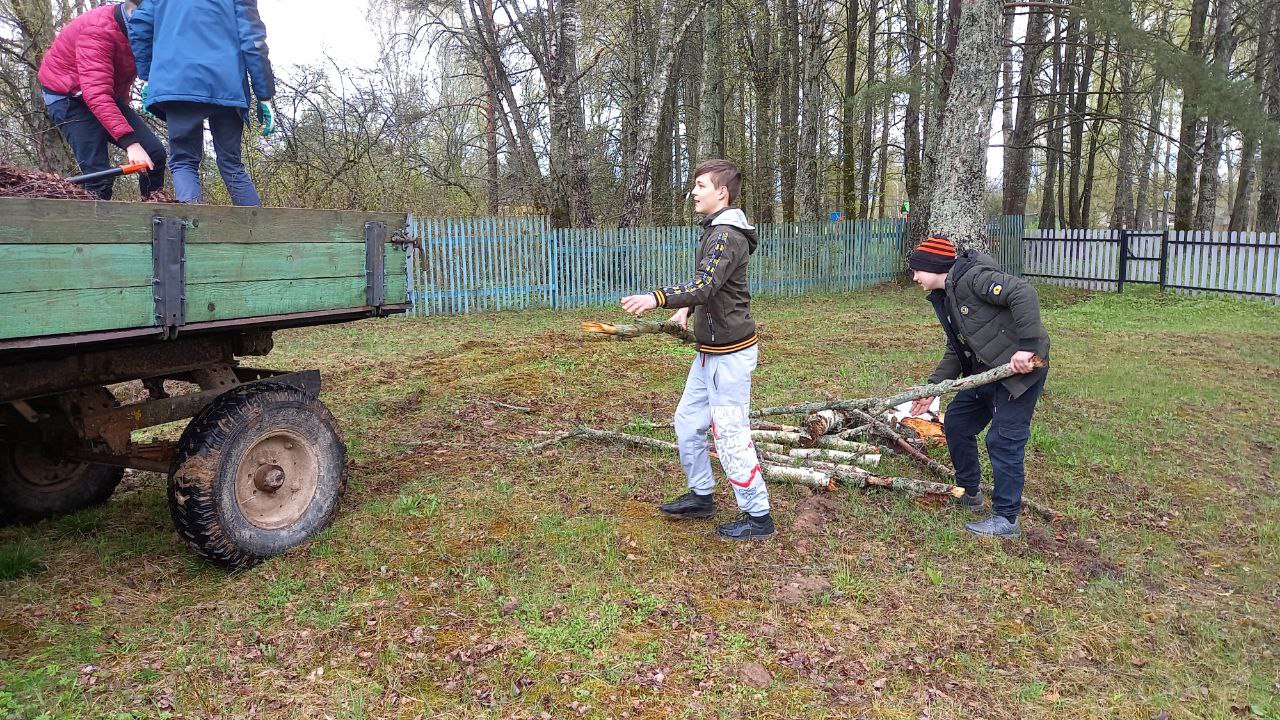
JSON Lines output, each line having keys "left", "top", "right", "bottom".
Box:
{"left": 139, "top": 82, "right": 154, "bottom": 119}
{"left": 257, "top": 101, "right": 275, "bottom": 137}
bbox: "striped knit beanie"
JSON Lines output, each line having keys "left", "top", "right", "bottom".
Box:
{"left": 908, "top": 235, "right": 957, "bottom": 274}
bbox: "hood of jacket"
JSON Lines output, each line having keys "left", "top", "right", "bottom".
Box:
{"left": 703, "top": 208, "right": 758, "bottom": 254}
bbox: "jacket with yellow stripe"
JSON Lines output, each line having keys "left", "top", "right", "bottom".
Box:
{"left": 652, "top": 208, "right": 759, "bottom": 354}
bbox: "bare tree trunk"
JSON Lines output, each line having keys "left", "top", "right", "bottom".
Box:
{"left": 1230, "top": 142, "right": 1260, "bottom": 232}
{"left": 619, "top": 0, "right": 713, "bottom": 227}
{"left": 926, "top": 0, "right": 1003, "bottom": 252}
{"left": 1080, "top": 40, "right": 1112, "bottom": 228}
{"left": 779, "top": 0, "right": 800, "bottom": 221}
{"left": 798, "top": 0, "right": 825, "bottom": 219}
{"left": 1174, "top": 0, "right": 1211, "bottom": 230}
{"left": 482, "top": 0, "right": 499, "bottom": 214}
{"left": 907, "top": 0, "right": 958, "bottom": 246}
{"left": 1110, "top": 0, "right": 1139, "bottom": 228}
{"left": 1133, "top": 79, "right": 1165, "bottom": 229}
{"left": 474, "top": 0, "right": 547, "bottom": 210}
{"left": 841, "top": 0, "right": 861, "bottom": 217}
{"left": 750, "top": 0, "right": 777, "bottom": 223}
{"left": 4, "top": 0, "right": 75, "bottom": 171}
{"left": 683, "top": 30, "right": 703, "bottom": 191}
{"left": 1038, "top": 17, "right": 1062, "bottom": 230}
{"left": 1258, "top": 18, "right": 1280, "bottom": 232}
{"left": 563, "top": 0, "right": 595, "bottom": 227}
{"left": 546, "top": 21, "right": 573, "bottom": 226}
{"left": 653, "top": 77, "right": 678, "bottom": 223}
{"left": 698, "top": 0, "right": 725, "bottom": 159}
{"left": 1195, "top": 0, "right": 1237, "bottom": 231}
{"left": 859, "top": 0, "right": 879, "bottom": 218}
{"left": 1067, "top": 24, "right": 1093, "bottom": 228}
{"left": 1001, "top": 7, "right": 1047, "bottom": 216}
{"left": 902, "top": 0, "right": 922, "bottom": 213}
{"left": 877, "top": 46, "right": 891, "bottom": 218}
{"left": 999, "top": 9, "right": 1014, "bottom": 157}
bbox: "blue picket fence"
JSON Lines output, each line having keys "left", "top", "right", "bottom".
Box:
{"left": 404, "top": 215, "right": 1025, "bottom": 316}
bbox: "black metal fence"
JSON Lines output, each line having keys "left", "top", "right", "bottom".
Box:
{"left": 1021, "top": 229, "right": 1280, "bottom": 302}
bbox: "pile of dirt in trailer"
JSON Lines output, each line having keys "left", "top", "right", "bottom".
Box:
{"left": 0, "top": 163, "right": 94, "bottom": 200}
{"left": 0, "top": 163, "right": 176, "bottom": 202}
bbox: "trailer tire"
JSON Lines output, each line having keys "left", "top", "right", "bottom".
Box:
{"left": 0, "top": 388, "right": 124, "bottom": 523}
{"left": 168, "top": 382, "right": 346, "bottom": 569}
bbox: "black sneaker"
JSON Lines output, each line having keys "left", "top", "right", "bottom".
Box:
{"left": 956, "top": 489, "right": 984, "bottom": 513}
{"left": 658, "top": 491, "right": 715, "bottom": 519}
{"left": 716, "top": 512, "right": 776, "bottom": 540}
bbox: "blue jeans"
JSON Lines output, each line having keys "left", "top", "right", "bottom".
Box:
{"left": 943, "top": 373, "right": 1046, "bottom": 520}
{"left": 162, "top": 102, "right": 261, "bottom": 206}
{"left": 45, "top": 96, "right": 166, "bottom": 200}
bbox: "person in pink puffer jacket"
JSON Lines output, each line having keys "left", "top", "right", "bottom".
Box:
{"left": 37, "top": 1, "right": 165, "bottom": 199}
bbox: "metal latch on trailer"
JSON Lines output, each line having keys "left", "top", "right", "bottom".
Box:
{"left": 152, "top": 216, "right": 187, "bottom": 340}
{"left": 365, "top": 221, "right": 387, "bottom": 312}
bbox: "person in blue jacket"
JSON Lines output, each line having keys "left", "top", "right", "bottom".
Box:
{"left": 128, "top": 0, "right": 276, "bottom": 206}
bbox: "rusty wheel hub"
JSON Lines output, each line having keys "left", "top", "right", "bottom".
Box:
{"left": 234, "top": 431, "right": 317, "bottom": 530}
{"left": 8, "top": 440, "right": 88, "bottom": 488}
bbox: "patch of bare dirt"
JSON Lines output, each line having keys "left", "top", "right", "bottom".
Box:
{"left": 774, "top": 573, "right": 833, "bottom": 603}
{"left": 1014, "top": 525, "right": 1120, "bottom": 580}
{"left": 739, "top": 661, "right": 772, "bottom": 688}
{"left": 792, "top": 493, "right": 842, "bottom": 536}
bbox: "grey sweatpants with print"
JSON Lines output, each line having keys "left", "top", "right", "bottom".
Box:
{"left": 673, "top": 345, "right": 770, "bottom": 516}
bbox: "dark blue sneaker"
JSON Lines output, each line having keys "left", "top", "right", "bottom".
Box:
{"left": 716, "top": 513, "right": 775, "bottom": 540}
{"left": 658, "top": 491, "right": 715, "bottom": 519}
{"left": 956, "top": 489, "right": 984, "bottom": 513}
{"left": 965, "top": 514, "right": 1020, "bottom": 537}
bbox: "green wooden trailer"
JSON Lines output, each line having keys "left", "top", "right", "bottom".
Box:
{"left": 0, "top": 198, "right": 412, "bottom": 568}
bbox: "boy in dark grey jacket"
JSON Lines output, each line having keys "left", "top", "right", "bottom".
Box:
{"left": 907, "top": 234, "right": 1049, "bottom": 537}
{"left": 620, "top": 159, "right": 773, "bottom": 540}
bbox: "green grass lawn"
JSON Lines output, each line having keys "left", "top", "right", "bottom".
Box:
{"left": 1, "top": 283, "right": 1277, "bottom": 720}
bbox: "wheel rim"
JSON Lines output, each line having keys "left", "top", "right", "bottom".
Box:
{"left": 3, "top": 439, "right": 90, "bottom": 491}
{"left": 234, "top": 430, "right": 318, "bottom": 530}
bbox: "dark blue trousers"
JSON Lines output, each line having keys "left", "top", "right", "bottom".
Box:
{"left": 162, "top": 102, "right": 261, "bottom": 206}
{"left": 943, "top": 373, "right": 1046, "bottom": 520}
{"left": 46, "top": 96, "right": 166, "bottom": 200}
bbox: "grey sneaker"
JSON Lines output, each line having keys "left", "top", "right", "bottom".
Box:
{"left": 965, "top": 514, "right": 1020, "bottom": 537}
{"left": 955, "top": 489, "right": 984, "bottom": 513}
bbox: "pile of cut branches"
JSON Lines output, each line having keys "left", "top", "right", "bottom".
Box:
{"left": 0, "top": 163, "right": 93, "bottom": 200}
{"left": 561, "top": 323, "right": 1063, "bottom": 520}
{"left": 753, "top": 357, "right": 1061, "bottom": 521}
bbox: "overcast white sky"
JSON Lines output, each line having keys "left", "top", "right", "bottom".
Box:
{"left": 258, "top": 0, "right": 1009, "bottom": 179}
{"left": 259, "top": 0, "right": 380, "bottom": 74}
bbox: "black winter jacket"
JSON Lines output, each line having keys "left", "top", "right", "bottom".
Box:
{"left": 926, "top": 249, "right": 1049, "bottom": 398}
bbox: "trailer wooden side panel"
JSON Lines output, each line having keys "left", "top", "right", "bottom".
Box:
{"left": 0, "top": 198, "right": 409, "bottom": 343}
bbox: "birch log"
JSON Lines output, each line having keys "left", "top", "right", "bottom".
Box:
{"left": 751, "top": 431, "right": 879, "bottom": 454}
{"left": 848, "top": 409, "right": 956, "bottom": 479}
{"left": 752, "top": 357, "right": 1044, "bottom": 418}
{"left": 788, "top": 448, "right": 881, "bottom": 467}
{"left": 758, "top": 450, "right": 965, "bottom": 497}
{"left": 803, "top": 409, "right": 856, "bottom": 440}
{"left": 847, "top": 410, "right": 1063, "bottom": 522}
{"left": 534, "top": 426, "right": 953, "bottom": 496}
